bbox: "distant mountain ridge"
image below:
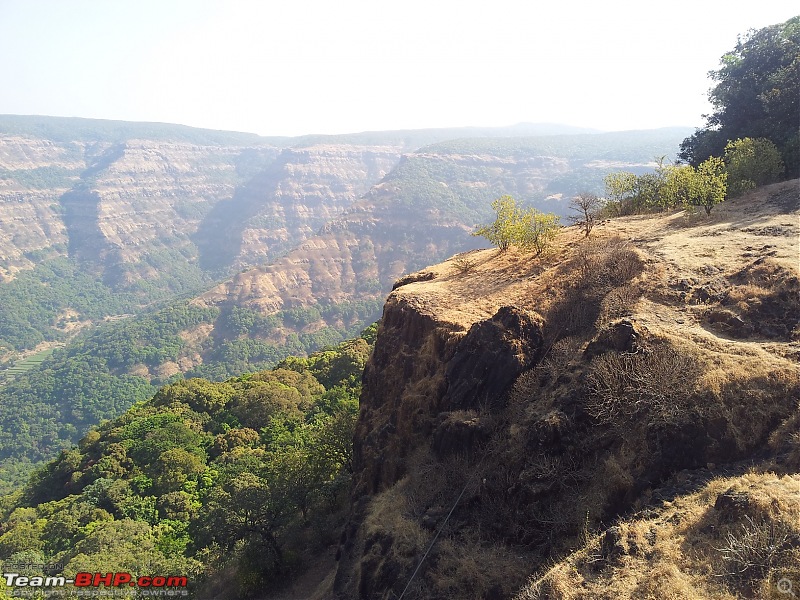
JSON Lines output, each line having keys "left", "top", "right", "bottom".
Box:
{"left": 0, "top": 114, "right": 605, "bottom": 146}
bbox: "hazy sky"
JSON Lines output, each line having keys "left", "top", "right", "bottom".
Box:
{"left": 0, "top": 1, "right": 796, "bottom": 137}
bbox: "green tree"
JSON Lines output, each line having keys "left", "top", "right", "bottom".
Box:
{"left": 679, "top": 17, "right": 799, "bottom": 177}
{"left": 151, "top": 447, "right": 205, "bottom": 494}
{"left": 661, "top": 164, "right": 697, "bottom": 209}
{"left": 517, "top": 209, "right": 560, "bottom": 256}
{"left": 603, "top": 171, "right": 638, "bottom": 215}
{"left": 197, "top": 469, "right": 294, "bottom": 571}
{"left": 473, "top": 196, "right": 559, "bottom": 254}
{"left": 723, "top": 137, "right": 785, "bottom": 196}
{"left": 689, "top": 157, "right": 728, "bottom": 215}
{"left": 473, "top": 196, "right": 521, "bottom": 251}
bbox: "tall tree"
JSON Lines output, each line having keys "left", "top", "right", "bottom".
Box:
{"left": 679, "top": 17, "right": 800, "bottom": 177}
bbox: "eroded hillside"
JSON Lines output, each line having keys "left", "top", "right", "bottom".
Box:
{"left": 185, "top": 131, "right": 689, "bottom": 378}
{"left": 0, "top": 123, "right": 692, "bottom": 491}
{"left": 0, "top": 134, "right": 405, "bottom": 290}
{"left": 333, "top": 181, "right": 800, "bottom": 599}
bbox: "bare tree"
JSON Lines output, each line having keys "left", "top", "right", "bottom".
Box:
{"left": 569, "top": 192, "right": 603, "bottom": 237}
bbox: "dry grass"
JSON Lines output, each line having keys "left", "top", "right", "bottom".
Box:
{"left": 515, "top": 473, "right": 800, "bottom": 600}
{"left": 424, "top": 532, "right": 531, "bottom": 600}
{"left": 542, "top": 235, "right": 645, "bottom": 342}
{"left": 363, "top": 480, "right": 429, "bottom": 555}
{"left": 346, "top": 181, "right": 800, "bottom": 599}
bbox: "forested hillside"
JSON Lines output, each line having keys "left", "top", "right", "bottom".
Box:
{"left": 0, "top": 12, "right": 796, "bottom": 600}
{"left": 0, "top": 329, "right": 373, "bottom": 598}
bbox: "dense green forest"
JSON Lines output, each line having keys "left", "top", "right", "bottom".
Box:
{"left": 0, "top": 330, "right": 372, "bottom": 598}
{"left": 679, "top": 16, "right": 799, "bottom": 177}
{"left": 0, "top": 297, "right": 383, "bottom": 494}
{"left": 0, "top": 257, "right": 137, "bottom": 353}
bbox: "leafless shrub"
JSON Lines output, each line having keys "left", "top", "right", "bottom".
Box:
{"left": 769, "top": 402, "right": 800, "bottom": 471}
{"left": 717, "top": 515, "right": 796, "bottom": 585}
{"left": 535, "top": 337, "right": 583, "bottom": 383}
{"left": 426, "top": 531, "right": 532, "bottom": 600}
{"left": 586, "top": 343, "right": 703, "bottom": 428}
{"left": 599, "top": 283, "right": 641, "bottom": 322}
{"left": 574, "top": 237, "right": 643, "bottom": 291}
{"left": 403, "top": 450, "right": 473, "bottom": 518}
{"left": 568, "top": 192, "right": 604, "bottom": 238}
{"left": 452, "top": 255, "right": 477, "bottom": 274}
{"left": 544, "top": 237, "right": 644, "bottom": 342}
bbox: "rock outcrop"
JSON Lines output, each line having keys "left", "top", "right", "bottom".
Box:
{"left": 334, "top": 181, "right": 800, "bottom": 599}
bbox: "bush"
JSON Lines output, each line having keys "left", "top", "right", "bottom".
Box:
{"left": 724, "top": 137, "right": 785, "bottom": 196}
{"left": 452, "top": 255, "right": 477, "bottom": 274}
{"left": 586, "top": 342, "right": 703, "bottom": 428}
{"left": 718, "top": 515, "right": 795, "bottom": 586}
{"left": 602, "top": 158, "right": 728, "bottom": 216}
{"left": 474, "top": 196, "right": 560, "bottom": 255}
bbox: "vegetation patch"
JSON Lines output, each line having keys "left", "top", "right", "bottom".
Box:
{"left": 0, "top": 332, "right": 372, "bottom": 598}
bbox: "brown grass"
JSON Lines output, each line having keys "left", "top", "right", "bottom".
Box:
{"left": 345, "top": 181, "right": 800, "bottom": 600}
{"left": 515, "top": 473, "right": 800, "bottom": 600}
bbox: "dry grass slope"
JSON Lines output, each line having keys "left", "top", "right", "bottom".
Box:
{"left": 340, "top": 180, "right": 800, "bottom": 599}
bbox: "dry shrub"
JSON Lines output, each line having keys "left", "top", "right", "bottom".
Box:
{"left": 768, "top": 402, "right": 800, "bottom": 470}
{"left": 717, "top": 515, "right": 797, "bottom": 586}
{"left": 721, "top": 367, "right": 800, "bottom": 453}
{"left": 363, "top": 483, "right": 428, "bottom": 554}
{"left": 573, "top": 236, "right": 644, "bottom": 292}
{"left": 535, "top": 336, "right": 583, "bottom": 385}
{"left": 424, "top": 532, "right": 531, "bottom": 600}
{"left": 546, "top": 237, "right": 644, "bottom": 340}
{"left": 514, "top": 473, "right": 800, "bottom": 600}
{"left": 724, "top": 260, "right": 800, "bottom": 341}
{"left": 599, "top": 283, "right": 641, "bottom": 322}
{"left": 452, "top": 255, "right": 477, "bottom": 274}
{"left": 402, "top": 449, "right": 474, "bottom": 519}
{"left": 586, "top": 341, "right": 704, "bottom": 428}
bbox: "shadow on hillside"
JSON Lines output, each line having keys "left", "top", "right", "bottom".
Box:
{"left": 193, "top": 159, "right": 285, "bottom": 272}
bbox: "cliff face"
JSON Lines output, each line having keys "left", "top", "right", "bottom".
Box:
{"left": 0, "top": 134, "right": 404, "bottom": 289}
{"left": 334, "top": 181, "right": 800, "bottom": 599}
{"left": 193, "top": 144, "right": 403, "bottom": 271}
{"left": 0, "top": 136, "right": 78, "bottom": 277}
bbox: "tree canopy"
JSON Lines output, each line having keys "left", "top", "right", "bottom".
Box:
{"left": 679, "top": 16, "right": 799, "bottom": 177}
{"left": 473, "top": 196, "right": 560, "bottom": 255}
{"left": 0, "top": 329, "right": 374, "bottom": 597}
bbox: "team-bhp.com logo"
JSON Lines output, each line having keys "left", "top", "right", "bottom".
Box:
{"left": 3, "top": 572, "right": 188, "bottom": 596}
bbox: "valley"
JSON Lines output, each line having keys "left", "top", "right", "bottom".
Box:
{"left": 0, "top": 116, "right": 691, "bottom": 492}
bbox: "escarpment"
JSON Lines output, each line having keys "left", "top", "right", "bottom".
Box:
{"left": 0, "top": 132, "right": 405, "bottom": 287}
{"left": 335, "top": 181, "right": 800, "bottom": 600}
{"left": 355, "top": 296, "right": 544, "bottom": 495}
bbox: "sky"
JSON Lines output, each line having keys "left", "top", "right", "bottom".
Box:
{"left": 0, "top": 1, "right": 796, "bottom": 137}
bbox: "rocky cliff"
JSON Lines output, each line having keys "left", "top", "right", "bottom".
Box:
{"left": 186, "top": 130, "right": 689, "bottom": 370}
{"left": 0, "top": 133, "right": 407, "bottom": 291}
{"left": 333, "top": 181, "right": 800, "bottom": 599}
